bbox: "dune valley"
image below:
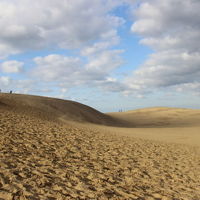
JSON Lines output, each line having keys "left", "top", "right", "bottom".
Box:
{"left": 0, "top": 93, "right": 200, "bottom": 200}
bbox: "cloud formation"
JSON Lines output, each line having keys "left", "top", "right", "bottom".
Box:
{"left": 128, "top": 0, "right": 200, "bottom": 94}
{"left": 0, "top": 60, "right": 24, "bottom": 73}
{"left": 0, "top": 0, "right": 127, "bottom": 96}
{"left": 0, "top": 76, "right": 11, "bottom": 87}
{"left": 0, "top": 0, "right": 123, "bottom": 58}
{"left": 32, "top": 49, "right": 124, "bottom": 89}
{"left": 1, "top": 0, "right": 200, "bottom": 103}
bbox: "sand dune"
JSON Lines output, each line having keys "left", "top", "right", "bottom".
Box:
{"left": 0, "top": 93, "right": 200, "bottom": 199}
{"left": 108, "top": 107, "right": 200, "bottom": 127}
{"left": 0, "top": 93, "right": 119, "bottom": 126}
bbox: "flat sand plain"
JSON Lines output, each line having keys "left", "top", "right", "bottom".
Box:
{"left": 0, "top": 94, "right": 200, "bottom": 199}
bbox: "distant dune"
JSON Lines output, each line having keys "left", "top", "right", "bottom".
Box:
{"left": 0, "top": 93, "right": 200, "bottom": 199}
{"left": 109, "top": 107, "right": 200, "bottom": 127}
{"left": 1, "top": 93, "right": 200, "bottom": 128}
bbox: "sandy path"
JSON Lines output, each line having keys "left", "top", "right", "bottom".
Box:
{"left": 0, "top": 109, "right": 200, "bottom": 199}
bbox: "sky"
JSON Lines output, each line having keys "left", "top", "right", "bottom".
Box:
{"left": 0, "top": 0, "right": 200, "bottom": 112}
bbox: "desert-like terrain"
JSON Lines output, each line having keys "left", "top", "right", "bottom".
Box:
{"left": 0, "top": 93, "right": 200, "bottom": 200}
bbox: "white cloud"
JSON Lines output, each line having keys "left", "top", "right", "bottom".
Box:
{"left": 31, "top": 49, "right": 124, "bottom": 90}
{"left": 2, "top": 0, "right": 199, "bottom": 101}
{"left": 85, "top": 50, "right": 124, "bottom": 74}
{"left": 131, "top": 0, "right": 200, "bottom": 37}
{"left": 0, "top": 76, "right": 36, "bottom": 93}
{"left": 33, "top": 54, "right": 82, "bottom": 82}
{"left": 175, "top": 82, "right": 200, "bottom": 95}
{"left": 0, "top": 76, "right": 12, "bottom": 86}
{"left": 127, "top": 0, "right": 200, "bottom": 95}
{"left": 0, "top": 0, "right": 127, "bottom": 95}
{"left": 0, "top": 76, "right": 52, "bottom": 95}
{"left": 81, "top": 30, "right": 120, "bottom": 56}
{"left": 126, "top": 51, "right": 200, "bottom": 89}
{"left": 0, "top": 60, "right": 24, "bottom": 73}
{"left": 0, "top": 0, "right": 124, "bottom": 58}
{"left": 0, "top": 44, "right": 19, "bottom": 59}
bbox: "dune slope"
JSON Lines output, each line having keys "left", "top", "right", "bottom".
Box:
{"left": 0, "top": 93, "right": 119, "bottom": 126}
{"left": 0, "top": 93, "right": 200, "bottom": 199}
{"left": 108, "top": 107, "right": 200, "bottom": 127}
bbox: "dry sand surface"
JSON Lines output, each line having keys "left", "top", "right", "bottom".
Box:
{"left": 108, "top": 107, "right": 200, "bottom": 128}
{"left": 0, "top": 93, "right": 200, "bottom": 199}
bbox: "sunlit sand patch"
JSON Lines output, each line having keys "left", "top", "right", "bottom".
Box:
{"left": 0, "top": 93, "right": 200, "bottom": 199}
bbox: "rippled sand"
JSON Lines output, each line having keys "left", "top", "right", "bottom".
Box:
{"left": 0, "top": 94, "right": 200, "bottom": 199}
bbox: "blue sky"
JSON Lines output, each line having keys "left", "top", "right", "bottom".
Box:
{"left": 0, "top": 0, "right": 200, "bottom": 112}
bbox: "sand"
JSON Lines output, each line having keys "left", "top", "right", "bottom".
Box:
{"left": 108, "top": 107, "right": 200, "bottom": 128}
{"left": 0, "top": 94, "right": 200, "bottom": 199}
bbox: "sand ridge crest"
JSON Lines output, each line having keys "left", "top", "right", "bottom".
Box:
{"left": 108, "top": 106, "right": 200, "bottom": 128}
{"left": 0, "top": 93, "right": 120, "bottom": 126}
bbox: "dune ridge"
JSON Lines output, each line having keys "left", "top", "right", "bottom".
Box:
{"left": 108, "top": 107, "right": 200, "bottom": 128}
{"left": 0, "top": 93, "right": 120, "bottom": 126}
{"left": 0, "top": 93, "right": 200, "bottom": 199}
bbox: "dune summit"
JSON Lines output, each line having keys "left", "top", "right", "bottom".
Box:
{"left": 0, "top": 93, "right": 120, "bottom": 126}
{"left": 1, "top": 93, "right": 200, "bottom": 128}
{"left": 0, "top": 93, "right": 200, "bottom": 199}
